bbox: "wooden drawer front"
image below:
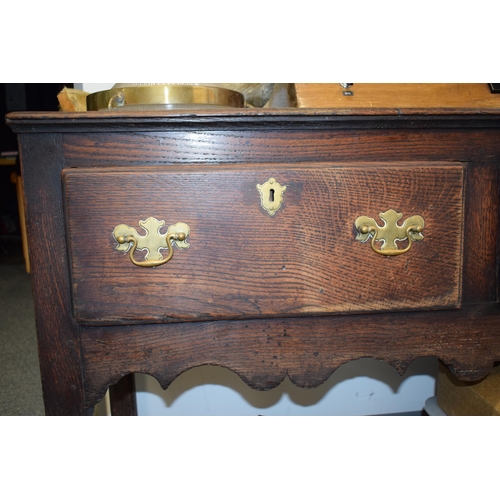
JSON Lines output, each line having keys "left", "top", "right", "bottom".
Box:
{"left": 63, "top": 163, "right": 464, "bottom": 324}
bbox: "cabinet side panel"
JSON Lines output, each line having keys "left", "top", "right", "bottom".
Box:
{"left": 462, "top": 160, "right": 499, "bottom": 303}
{"left": 19, "top": 133, "right": 90, "bottom": 415}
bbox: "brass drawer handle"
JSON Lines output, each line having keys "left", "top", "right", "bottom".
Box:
{"left": 355, "top": 209, "right": 424, "bottom": 256}
{"left": 113, "top": 217, "right": 190, "bottom": 267}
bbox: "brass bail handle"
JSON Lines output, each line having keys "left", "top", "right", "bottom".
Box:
{"left": 113, "top": 218, "right": 190, "bottom": 268}
{"left": 359, "top": 223, "right": 422, "bottom": 256}
{"left": 116, "top": 231, "right": 186, "bottom": 267}
{"left": 355, "top": 209, "right": 424, "bottom": 256}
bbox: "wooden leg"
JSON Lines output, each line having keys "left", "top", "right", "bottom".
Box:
{"left": 20, "top": 134, "right": 90, "bottom": 415}
{"left": 109, "top": 374, "right": 138, "bottom": 416}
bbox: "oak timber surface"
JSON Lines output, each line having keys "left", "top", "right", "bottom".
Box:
{"left": 80, "top": 305, "right": 500, "bottom": 406}
{"left": 7, "top": 106, "right": 500, "bottom": 124}
{"left": 64, "top": 163, "right": 464, "bottom": 324}
{"left": 295, "top": 84, "right": 500, "bottom": 109}
{"left": 6, "top": 108, "right": 500, "bottom": 414}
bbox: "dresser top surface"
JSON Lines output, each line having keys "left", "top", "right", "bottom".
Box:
{"left": 7, "top": 107, "right": 500, "bottom": 133}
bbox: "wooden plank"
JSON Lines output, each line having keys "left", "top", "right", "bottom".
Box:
{"left": 295, "top": 83, "right": 500, "bottom": 109}
{"left": 80, "top": 304, "right": 500, "bottom": 407}
{"left": 62, "top": 129, "right": 500, "bottom": 167}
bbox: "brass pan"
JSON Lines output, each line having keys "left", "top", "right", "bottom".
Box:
{"left": 87, "top": 84, "right": 245, "bottom": 111}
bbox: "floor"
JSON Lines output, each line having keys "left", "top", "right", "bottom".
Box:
{"left": 0, "top": 237, "right": 44, "bottom": 416}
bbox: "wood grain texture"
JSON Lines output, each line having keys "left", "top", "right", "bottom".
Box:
{"left": 19, "top": 134, "right": 91, "bottom": 416}
{"left": 7, "top": 109, "right": 500, "bottom": 414}
{"left": 7, "top": 108, "right": 500, "bottom": 128}
{"left": 437, "top": 362, "right": 500, "bottom": 416}
{"left": 63, "top": 163, "right": 464, "bottom": 324}
{"left": 80, "top": 304, "right": 500, "bottom": 407}
{"left": 462, "top": 160, "right": 499, "bottom": 303}
{"left": 61, "top": 129, "right": 500, "bottom": 166}
{"left": 295, "top": 83, "right": 500, "bottom": 109}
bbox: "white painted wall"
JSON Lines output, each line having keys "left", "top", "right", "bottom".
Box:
{"left": 134, "top": 359, "right": 437, "bottom": 416}
{"left": 80, "top": 83, "right": 438, "bottom": 416}
{"left": 75, "top": 83, "right": 114, "bottom": 93}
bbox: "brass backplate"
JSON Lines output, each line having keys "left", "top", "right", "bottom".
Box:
{"left": 355, "top": 209, "right": 424, "bottom": 256}
{"left": 113, "top": 217, "right": 190, "bottom": 267}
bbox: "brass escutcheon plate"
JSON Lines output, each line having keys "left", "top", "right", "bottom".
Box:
{"left": 257, "top": 178, "right": 287, "bottom": 216}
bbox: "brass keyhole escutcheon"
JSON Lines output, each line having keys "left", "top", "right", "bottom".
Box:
{"left": 257, "top": 178, "right": 286, "bottom": 216}
{"left": 113, "top": 217, "right": 190, "bottom": 267}
{"left": 355, "top": 209, "right": 424, "bottom": 256}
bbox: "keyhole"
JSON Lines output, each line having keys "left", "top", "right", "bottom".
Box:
{"left": 269, "top": 189, "right": 275, "bottom": 203}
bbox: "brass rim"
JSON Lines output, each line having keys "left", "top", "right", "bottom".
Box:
{"left": 86, "top": 85, "right": 245, "bottom": 111}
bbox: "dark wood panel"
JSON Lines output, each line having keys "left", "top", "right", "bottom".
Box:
{"left": 64, "top": 163, "right": 464, "bottom": 324}
{"left": 80, "top": 304, "right": 500, "bottom": 407}
{"left": 462, "top": 160, "right": 499, "bottom": 303}
{"left": 61, "top": 129, "right": 500, "bottom": 166}
{"left": 19, "top": 134, "right": 91, "bottom": 416}
{"left": 8, "top": 108, "right": 500, "bottom": 132}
